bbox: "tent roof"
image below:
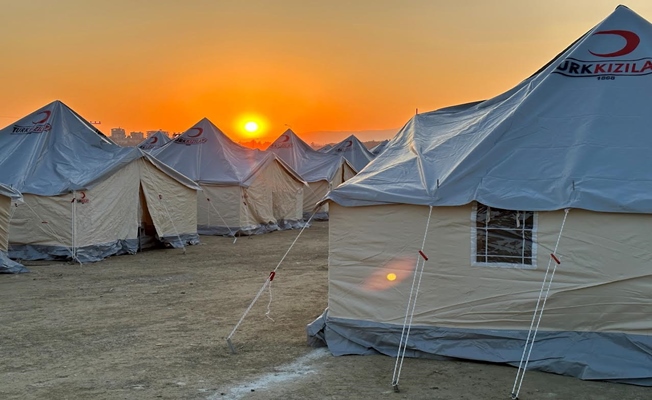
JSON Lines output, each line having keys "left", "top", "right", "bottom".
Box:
{"left": 370, "top": 140, "right": 390, "bottom": 156}
{"left": 317, "top": 143, "right": 333, "bottom": 152}
{"left": 138, "top": 131, "right": 171, "bottom": 151}
{"left": 153, "top": 118, "right": 303, "bottom": 186}
{"left": 0, "top": 100, "right": 143, "bottom": 196}
{"left": 328, "top": 5, "right": 652, "bottom": 213}
{"left": 267, "top": 129, "right": 354, "bottom": 182}
{"left": 326, "top": 134, "right": 375, "bottom": 172}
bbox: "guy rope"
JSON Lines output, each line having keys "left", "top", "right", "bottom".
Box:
{"left": 391, "top": 205, "right": 433, "bottom": 392}
{"left": 226, "top": 210, "right": 317, "bottom": 354}
{"left": 510, "top": 208, "right": 570, "bottom": 399}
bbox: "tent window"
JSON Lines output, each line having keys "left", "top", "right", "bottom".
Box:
{"left": 472, "top": 202, "right": 537, "bottom": 269}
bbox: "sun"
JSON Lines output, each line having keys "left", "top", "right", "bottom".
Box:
{"left": 244, "top": 121, "right": 259, "bottom": 133}
{"left": 235, "top": 113, "right": 268, "bottom": 141}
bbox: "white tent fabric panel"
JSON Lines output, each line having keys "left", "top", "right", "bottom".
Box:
{"left": 138, "top": 158, "right": 197, "bottom": 240}
{"left": 71, "top": 162, "right": 140, "bottom": 248}
{"left": 328, "top": 203, "right": 652, "bottom": 334}
{"left": 197, "top": 185, "right": 242, "bottom": 233}
{"left": 240, "top": 185, "right": 273, "bottom": 228}
{"left": 303, "top": 163, "right": 356, "bottom": 216}
{"left": 10, "top": 162, "right": 139, "bottom": 251}
{"left": 304, "top": 181, "right": 330, "bottom": 215}
{"left": 260, "top": 160, "right": 304, "bottom": 223}
{"left": 0, "top": 194, "right": 10, "bottom": 252}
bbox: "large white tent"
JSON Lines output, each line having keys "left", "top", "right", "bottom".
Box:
{"left": 0, "top": 101, "right": 200, "bottom": 262}
{"left": 0, "top": 184, "right": 26, "bottom": 273}
{"left": 153, "top": 118, "right": 305, "bottom": 235}
{"left": 326, "top": 134, "right": 375, "bottom": 172}
{"left": 309, "top": 6, "right": 652, "bottom": 385}
{"left": 138, "top": 131, "right": 171, "bottom": 151}
{"left": 369, "top": 139, "right": 389, "bottom": 156}
{"left": 267, "top": 129, "right": 356, "bottom": 219}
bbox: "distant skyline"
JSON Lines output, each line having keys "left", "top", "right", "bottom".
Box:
{"left": 2, "top": 1, "right": 652, "bottom": 144}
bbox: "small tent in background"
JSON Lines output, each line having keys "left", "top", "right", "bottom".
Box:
{"left": 369, "top": 139, "right": 389, "bottom": 156}
{"left": 153, "top": 118, "right": 305, "bottom": 235}
{"left": 138, "top": 131, "right": 171, "bottom": 151}
{"left": 326, "top": 135, "right": 375, "bottom": 172}
{"left": 317, "top": 143, "right": 333, "bottom": 153}
{"left": 0, "top": 100, "right": 200, "bottom": 262}
{"left": 267, "top": 129, "right": 356, "bottom": 219}
{"left": 309, "top": 5, "right": 652, "bottom": 385}
{"left": 0, "top": 184, "right": 27, "bottom": 273}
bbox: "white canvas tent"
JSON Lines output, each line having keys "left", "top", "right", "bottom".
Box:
{"left": 267, "top": 129, "right": 356, "bottom": 219}
{"left": 309, "top": 6, "right": 652, "bottom": 385}
{"left": 369, "top": 139, "right": 389, "bottom": 156}
{"left": 0, "top": 100, "right": 200, "bottom": 263}
{"left": 138, "top": 131, "right": 171, "bottom": 151}
{"left": 0, "top": 184, "right": 27, "bottom": 273}
{"left": 317, "top": 143, "right": 333, "bottom": 153}
{"left": 326, "top": 134, "right": 375, "bottom": 172}
{"left": 153, "top": 118, "right": 305, "bottom": 235}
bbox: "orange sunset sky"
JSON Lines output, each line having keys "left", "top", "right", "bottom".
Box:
{"left": 2, "top": 1, "right": 652, "bottom": 145}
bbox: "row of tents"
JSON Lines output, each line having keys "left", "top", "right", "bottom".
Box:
{"left": 5, "top": 4, "right": 650, "bottom": 388}
{"left": 307, "top": 5, "right": 652, "bottom": 386}
{"left": 0, "top": 100, "right": 381, "bottom": 271}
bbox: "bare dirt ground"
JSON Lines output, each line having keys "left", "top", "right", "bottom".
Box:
{"left": 1, "top": 220, "right": 650, "bottom": 400}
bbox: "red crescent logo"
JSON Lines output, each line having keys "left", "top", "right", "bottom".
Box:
{"left": 33, "top": 110, "right": 51, "bottom": 124}
{"left": 150, "top": 136, "right": 158, "bottom": 144}
{"left": 187, "top": 127, "right": 203, "bottom": 137}
{"left": 345, "top": 140, "right": 353, "bottom": 148}
{"left": 81, "top": 191, "right": 86, "bottom": 199}
{"left": 280, "top": 135, "right": 290, "bottom": 143}
{"left": 589, "top": 30, "right": 640, "bottom": 57}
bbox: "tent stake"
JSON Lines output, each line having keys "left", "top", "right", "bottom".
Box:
{"left": 226, "top": 338, "right": 237, "bottom": 354}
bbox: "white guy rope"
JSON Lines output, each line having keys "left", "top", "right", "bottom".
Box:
{"left": 391, "top": 205, "right": 433, "bottom": 392}
{"left": 158, "top": 194, "right": 186, "bottom": 255}
{"left": 510, "top": 208, "right": 570, "bottom": 400}
{"left": 226, "top": 210, "right": 317, "bottom": 353}
{"left": 205, "top": 195, "right": 237, "bottom": 243}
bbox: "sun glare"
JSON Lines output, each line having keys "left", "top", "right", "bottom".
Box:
{"left": 235, "top": 114, "right": 268, "bottom": 140}
{"left": 244, "top": 121, "right": 259, "bottom": 133}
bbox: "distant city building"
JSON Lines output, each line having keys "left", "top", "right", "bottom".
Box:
{"left": 130, "top": 131, "right": 144, "bottom": 141}
{"left": 110, "top": 127, "right": 126, "bottom": 139}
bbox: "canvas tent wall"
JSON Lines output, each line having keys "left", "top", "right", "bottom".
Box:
{"left": 308, "top": 6, "right": 652, "bottom": 385}
{"left": 0, "top": 184, "right": 27, "bottom": 273}
{"left": 153, "top": 118, "right": 305, "bottom": 235}
{"left": 138, "top": 131, "right": 171, "bottom": 151}
{"left": 267, "top": 129, "right": 356, "bottom": 219}
{"left": 0, "top": 100, "right": 200, "bottom": 262}
{"left": 326, "top": 134, "right": 375, "bottom": 172}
